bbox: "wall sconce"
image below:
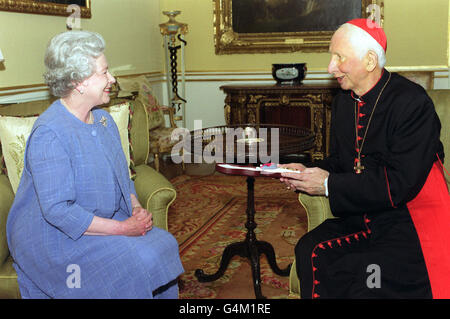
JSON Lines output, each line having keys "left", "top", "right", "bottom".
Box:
{"left": 0, "top": 49, "right": 4, "bottom": 63}
{"left": 159, "top": 11, "right": 188, "bottom": 127}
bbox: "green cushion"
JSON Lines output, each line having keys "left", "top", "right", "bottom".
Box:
{"left": 129, "top": 100, "right": 150, "bottom": 167}
{"left": 0, "top": 256, "right": 20, "bottom": 299}
{"left": 0, "top": 174, "right": 14, "bottom": 265}
{"left": 0, "top": 175, "right": 17, "bottom": 299}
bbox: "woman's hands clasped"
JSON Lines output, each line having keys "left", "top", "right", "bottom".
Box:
{"left": 122, "top": 207, "right": 153, "bottom": 236}
{"left": 84, "top": 205, "right": 153, "bottom": 237}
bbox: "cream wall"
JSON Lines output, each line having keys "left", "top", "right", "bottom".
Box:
{"left": 160, "top": 0, "right": 449, "bottom": 130}
{"left": 161, "top": 0, "right": 449, "bottom": 72}
{"left": 1, "top": 0, "right": 448, "bottom": 84}
{"left": 0, "top": 0, "right": 448, "bottom": 129}
{"left": 0, "top": 0, "right": 162, "bottom": 88}
{"left": 1, "top": 0, "right": 448, "bottom": 86}
{"left": 387, "top": 0, "right": 448, "bottom": 68}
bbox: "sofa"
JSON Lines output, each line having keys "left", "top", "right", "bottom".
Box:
{"left": 288, "top": 89, "right": 450, "bottom": 298}
{"left": 0, "top": 93, "right": 177, "bottom": 298}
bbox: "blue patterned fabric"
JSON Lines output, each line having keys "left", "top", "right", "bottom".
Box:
{"left": 6, "top": 100, "right": 184, "bottom": 298}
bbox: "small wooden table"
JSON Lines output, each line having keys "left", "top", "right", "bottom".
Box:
{"left": 192, "top": 124, "right": 315, "bottom": 299}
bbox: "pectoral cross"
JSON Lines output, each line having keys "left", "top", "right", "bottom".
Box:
{"left": 354, "top": 160, "right": 365, "bottom": 174}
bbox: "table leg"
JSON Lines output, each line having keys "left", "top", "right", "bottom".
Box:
{"left": 194, "top": 241, "right": 247, "bottom": 282}
{"left": 195, "top": 176, "right": 291, "bottom": 299}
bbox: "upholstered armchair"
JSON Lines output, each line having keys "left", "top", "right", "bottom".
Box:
{"left": 288, "top": 194, "right": 334, "bottom": 298}
{"left": 116, "top": 75, "right": 183, "bottom": 172}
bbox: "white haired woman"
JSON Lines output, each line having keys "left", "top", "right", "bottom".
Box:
{"left": 6, "top": 31, "right": 184, "bottom": 299}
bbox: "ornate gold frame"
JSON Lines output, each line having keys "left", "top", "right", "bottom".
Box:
{"left": 214, "top": 0, "right": 384, "bottom": 54}
{"left": 0, "top": 0, "right": 91, "bottom": 18}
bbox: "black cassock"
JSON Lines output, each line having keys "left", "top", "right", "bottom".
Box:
{"left": 296, "top": 70, "right": 450, "bottom": 299}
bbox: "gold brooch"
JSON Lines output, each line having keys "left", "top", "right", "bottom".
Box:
{"left": 100, "top": 116, "right": 107, "bottom": 127}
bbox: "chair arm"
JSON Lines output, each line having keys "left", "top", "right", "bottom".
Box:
{"left": 298, "top": 193, "right": 335, "bottom": 232}
{"left": 289, "top": 193, "right": 336, "bottom": 298}
{"left": 133, "top": 165, "right": 176, "bottom": 231}
{"left": 0, "top": 256, "right": 20, "bottom": 299}
{"left": 160, "top": 106, "right": 180, "bottom": 128}
{"left": 0, "top": 175, "right": 14, "bottom": 265}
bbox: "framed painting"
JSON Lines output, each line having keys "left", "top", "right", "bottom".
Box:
{"left": 213, "top": 0, "right": 384, "bottom": 54}
{"left": 0, "top": 0, "right": 91, "bottom": 18}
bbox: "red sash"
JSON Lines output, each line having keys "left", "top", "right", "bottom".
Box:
{"left": 407, "top": 162, "right": 450, "bottom": 299}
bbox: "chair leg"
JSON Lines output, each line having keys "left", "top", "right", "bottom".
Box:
{"left": 154, "top": 153, "right": 160, "bottom": 172}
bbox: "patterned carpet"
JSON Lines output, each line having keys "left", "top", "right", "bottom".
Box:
{"left": 168, "top": 174, "right": 308, "bottom": 299}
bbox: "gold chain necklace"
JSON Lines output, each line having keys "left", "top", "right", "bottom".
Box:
{"left": 353, "top": 72, "right": 391, "bottom": 174}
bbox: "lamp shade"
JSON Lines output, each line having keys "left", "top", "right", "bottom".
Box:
{"left": 0, "top": 49, "right": 4, "bottom": 62}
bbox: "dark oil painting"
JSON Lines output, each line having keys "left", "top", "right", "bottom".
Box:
{"left": 34, "top": 0, "right": 87, "bottom": 6}
{"left": 232, "top": 0, "right": 362, "bottom": 33}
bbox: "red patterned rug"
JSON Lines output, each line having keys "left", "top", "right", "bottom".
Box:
{"left": 168, "top": 174, "right": 308, "bottom": 299}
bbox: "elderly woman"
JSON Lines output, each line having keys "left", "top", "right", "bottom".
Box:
{"left": 6, "top": 31, "right": 184, "bottom": 298}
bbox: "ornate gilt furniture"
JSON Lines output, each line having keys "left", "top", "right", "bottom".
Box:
{"left": 221, "top": 84, "right": 338, "bottom": 161}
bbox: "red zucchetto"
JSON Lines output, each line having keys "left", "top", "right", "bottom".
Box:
{"left": 346, "top": 18, "right": 387, "bottom": 52}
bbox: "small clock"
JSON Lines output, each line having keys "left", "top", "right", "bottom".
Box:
{"left": 272, "top": 63, "right": 307, "bottom": 85}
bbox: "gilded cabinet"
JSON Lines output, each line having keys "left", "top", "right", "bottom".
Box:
{"left": 221, "top": 84, "right": 338, "bottom": 160}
